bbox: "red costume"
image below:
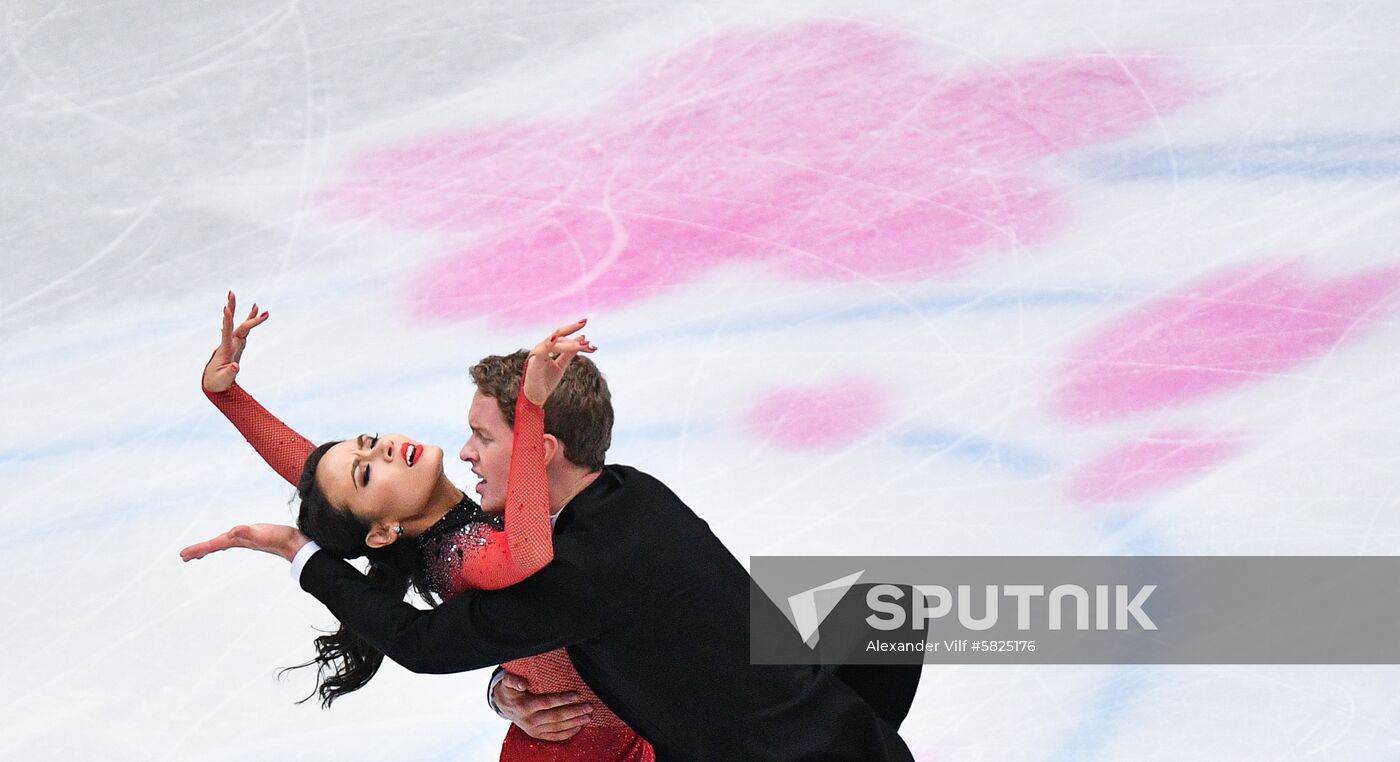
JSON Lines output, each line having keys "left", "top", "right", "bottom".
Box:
{"left": 204, "top": 371, "right": 653, "bottom": 762}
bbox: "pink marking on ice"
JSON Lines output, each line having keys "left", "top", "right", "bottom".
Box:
{"left": 746, "top": 379, "right": 888, "bottom": 451}
{"left": 316, "top": 23, "right": 1197, "bottom": 324}
{"left": 1054, "top": 260, "right": 1400, "bottom": 421}
{"left": 1070, "top": 429, "right": 1248, "bottom": 504}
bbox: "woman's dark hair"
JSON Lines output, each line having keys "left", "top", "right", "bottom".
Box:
{"left": 280, "top": 440, "right": 435, "bottom": 708}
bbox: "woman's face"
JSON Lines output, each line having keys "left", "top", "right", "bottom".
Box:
{"left": 315, "top": 432, "right": 445, "bottom": 533}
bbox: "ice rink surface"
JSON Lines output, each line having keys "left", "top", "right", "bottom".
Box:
{"left": 4, "top": 1, "right": 1400, "bottom": 758}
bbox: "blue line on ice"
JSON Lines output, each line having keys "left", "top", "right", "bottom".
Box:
{"left": 893, "top": 428, "right": 1055, "bottom": 477}
{"left": 1077, "top": 132, "right": 1400, "bottom": 180}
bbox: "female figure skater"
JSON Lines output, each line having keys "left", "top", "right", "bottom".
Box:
{"left": 183, "top": 293, "right": 653, "bottom": 762}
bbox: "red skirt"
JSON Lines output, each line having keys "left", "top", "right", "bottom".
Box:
{"left": 500, "top": 723, "right": 654, "bottom": 762}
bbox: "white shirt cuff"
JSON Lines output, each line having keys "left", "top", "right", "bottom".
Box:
{"left": 289, "top": 540, "right": 322, "bottom": 581}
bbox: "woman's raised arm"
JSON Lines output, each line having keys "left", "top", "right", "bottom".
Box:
{"left": 475, "top": 321, "right": 596, "bottom": 589}
{"left": 202, "top": 291, "right": 314, "bottom": 487}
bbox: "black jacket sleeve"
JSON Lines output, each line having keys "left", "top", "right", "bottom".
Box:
{"left": 298, "top": 549, "right": 610, "bottom": 673}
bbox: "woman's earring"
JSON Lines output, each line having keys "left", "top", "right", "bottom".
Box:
{"left": 394, "top": 525, "right": 404, "bottom": 536}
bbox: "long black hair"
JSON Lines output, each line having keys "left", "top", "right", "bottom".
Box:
{"left": 281, "top": 440, "right": 436, "bottom": 707}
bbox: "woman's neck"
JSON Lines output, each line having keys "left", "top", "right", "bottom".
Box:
{"left": 401, "top": 477, "right": 467, "bottom": 538}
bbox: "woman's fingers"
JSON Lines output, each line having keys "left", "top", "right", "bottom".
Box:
{"left": 544, "top": 320, "right": 595, "bottom": 354}
{"left": 179, "top": 529, "right": 240, "bottom": 561}
{"left": 233, "top": 311, "right": 269, "bottom": 341}
{"left": 538, "top": 336, "right": 596, "bottom": 361}
{"left": 220, "top": 297, "right": 236, "bottom": 352}
{"left": 548, "top": 318, "right": 587, "bottom": 340}
{"left": 553, "top": 337, "right": 596, "bottom": 355}
{"left": 544, "top": 338, "right": 596, "bottom": 370}
{"left": 179, "top": 523, "right": 293, "bottom": 561}
{"left": 234, "top": 302, "right": 258, "bottom": 340}
{"left": 220, "top": 292, "right": 269, "bottom": 344}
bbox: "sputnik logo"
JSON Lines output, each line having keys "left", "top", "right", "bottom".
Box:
{"left": 786, "top": 570, "right": 866, "bottom": 649}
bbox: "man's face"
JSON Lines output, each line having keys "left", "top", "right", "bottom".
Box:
{"left": 460, "top": 391, "right": 514, "bottom": 513}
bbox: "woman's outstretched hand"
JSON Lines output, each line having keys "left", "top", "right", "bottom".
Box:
{"left": 202, "top": 291, "right": 270, "bottom": 393}
{"left": 180, "top": 523, "right": 310, "bottom": 563}
{"left": 522, "top": 319, "right": 598, "bottom": 407}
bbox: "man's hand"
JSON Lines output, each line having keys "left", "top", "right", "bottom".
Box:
{"left": 180, "top": 523, "right": 310, "bottom": 563}
{"left": 492, "top": 672, "right": 595, "bottom": 741}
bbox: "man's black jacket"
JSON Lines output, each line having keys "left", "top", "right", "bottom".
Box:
{"left": 300, "top": 464, "right": 914, "bottom": 761}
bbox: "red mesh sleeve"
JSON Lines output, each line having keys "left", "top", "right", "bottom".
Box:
{"left": 203, "top": 377, "right": 315, "bottom": 488}
{"left": 467, "top": 362, "right": 555, "bottom": 589}
{"left": 502, "top": 385, "right": 553, "bottom": 573}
